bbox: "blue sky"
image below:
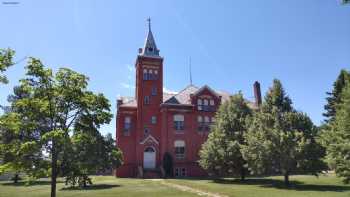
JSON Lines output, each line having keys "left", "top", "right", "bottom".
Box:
{"left": 1, "top": 0, "right": 349, "bottom": 137}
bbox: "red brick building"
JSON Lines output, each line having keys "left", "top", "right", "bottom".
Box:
{"left": 116, "top": 21, "right": 261, "bottom": 178}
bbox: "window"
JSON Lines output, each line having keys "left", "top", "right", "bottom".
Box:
{"left": 144, "top": 127, "right": 150, "bottom": 135}
{"left": 197, "top": 116, "right": 203, "bottom": 123}
{"left": 143, "top": 69, "right": 148, "bottom": 80}
{"left": 210, "top": 99, "right": 215, "bottom": 106}
{"left": 198, "top": 116, "right": 210, "bottom": 132}
{"left": 203, "top": 99, "right": 209, "bottom": 106}
{"left": 204, "top": 116, "right": 210, "bottom": 123}
{"left": 151, "top": 116, "right": 157, "bottom": 124}
{"left": 149, "top": 70, "right": 153, "bottom": 80}
{"left": 197, "top": 99, "right": 202, "bottom": 110}
{"left": 175, "top": 168, "right": 186, "bottom": 177}
{"left": 197, "top": 116, "right": 203, "bottom": 131}
{"left": 144, "top": 96, "right": 150, "bottom": 105}
{"left": 173, "top": 114, "right": 184, "bottom": 130}
{"left": 151, "top": 86, "right": 157, "bottom": 96}
{"left": 123, "top": 117, "right": 131, "bottom": 136}
{"left": 211, "top": 117, "right": 216, "bottom": 123}
{"left": 197, "top": 99, "right": 202, "bottom": 105}
{"left": 154, "top": 70, "right": 158, "bottom": 80}
{"left": 174, "top": 140, "right": 185, "bottom": 159}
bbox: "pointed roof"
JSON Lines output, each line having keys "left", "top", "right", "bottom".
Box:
{"left": 141, "top": 18, "right": 160, "bottom": 57}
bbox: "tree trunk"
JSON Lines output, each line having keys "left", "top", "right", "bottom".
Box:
{"left": 284, "top": 172, "right": 290, "bottom": 186}
{"left": 51, "top": 142, "right": 57, "bottom": 197}
{"left": 13, "top": 173, "right": 19, "bottom": 184}
{"left": 240, "top": 168, "right": 246, "bottom": 181}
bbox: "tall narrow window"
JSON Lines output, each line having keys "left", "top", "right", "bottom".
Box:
{"left": 149, "top": 70, "right": 153, "bottom": 80}
{"left": 173, "top": 114, "right": 184, "bottom": 131}
{"left": 204, "top": 116, "right": 210, "bottom": 131}
{"left": 197, "top": 116, "right": 203, "bottom": 131}
{"left": 197, "top": 99, "right": 202, "bottom": 110}
{"left": 144, "top": 96, "right": 150, "bottom": 105}
{"left": 154, "top": 70, "right": 158, "bottom": 79}
{"left": 143, "top": 69, "right": 148, "bottom": 80}
{"left": 123, "top": 117, "right": 131, "bottom": 136}
{"left": 174, "top": 140, "right": 185, "bottom": 159}
{"left": 151, "top": 86, "right": 157, "bottom": 96}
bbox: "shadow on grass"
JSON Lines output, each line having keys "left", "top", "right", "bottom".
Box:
{"left": 0, "top": 180, "right": 63, "bottom": 187}
{"left": 213, "top": 178, "right": 350, "bottom": 192}
{"left": 61, "top": 184, "right": 120, "bottom": 191}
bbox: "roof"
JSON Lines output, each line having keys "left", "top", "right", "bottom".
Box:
{"left": 163, "top": 85, "right": 232, "bottom": 105}
{"left": 118, "top": 84, "right": 257, "bottom": 109}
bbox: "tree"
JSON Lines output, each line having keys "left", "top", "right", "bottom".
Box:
{"left": 64, "top": 132, "right": 123, "bottom": 188}
{"left": 0, "top": 48, "right": 14, "bottom": 84}
{"left": 242, "top": 79, "right": 326, "bottom": 186}
{"left": 321, "top": 82, "right": 350, "bottom": 183}
{"left": 323, "top": 69, "right": 350, "bottom": 123}
{"left": 1, "top": 57, "right": 115, "bottom": 197}
{"left": 199, "top": 93, "right": 252, "bottom": 180}
{"left": 342, "top": 0, "right": 350, "bottom": 4}
{"left": 0, "top": 112, "right": 47, "bottom": 183}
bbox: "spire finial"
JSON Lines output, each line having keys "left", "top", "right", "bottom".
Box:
{"left": 189, "top": 57, "right": 193, "bottom": 85}
{"left": 147, "top": 17, "right": 151, "bottom": 31}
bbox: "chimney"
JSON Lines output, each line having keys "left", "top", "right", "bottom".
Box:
{"left": 117, "top": 99, "right": 123, "bottom": 109}
{"left": 253, "top": 81, "right": 262, "bottom": 107}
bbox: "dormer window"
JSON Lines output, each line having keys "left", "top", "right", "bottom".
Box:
{"left": 203, "top": 99, "right": 209, "bottom": 106}
{"left": 148, "top": 47, "right": 153, "bottom": 52}
{"left": 210, "top": 99, "right": 215, "bottom": 106}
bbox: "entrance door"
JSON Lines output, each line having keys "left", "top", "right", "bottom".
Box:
{"left": 143, "top": 147, "right": 156, "bottom": 169}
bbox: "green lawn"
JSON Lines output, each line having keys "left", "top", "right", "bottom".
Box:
{"left": 0, "top": 174, "right": 349, "bottom": 197}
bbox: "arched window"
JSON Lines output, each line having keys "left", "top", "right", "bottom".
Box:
{"left": 149, "top": 69, "right": 153, "bottom": 80}
{"left": 145, "top": 147, "right": 155, "bottom": 152}
{"left": 173, "top": 114, "right": 184, "bottom": 130}
{"left": 174, "top": 140, "right": 185, "bottom": 159}
{"left": 204, "top": 116, "right": 210, "bottom": 123}
{"left": 143, "top": 69, "right": 148, "bottom": 80}
{"left": 211, "top": 117, "right": 216, "bottom": 123}
{"left": 197, "top": 116, "right": 203, "bottom": 123}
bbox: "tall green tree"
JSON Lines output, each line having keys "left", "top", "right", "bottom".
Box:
{"left": 323, "top": 69, "right": 350, "bottom": 123}
{"left": 64, "top": 131, "right": 123, "bottom": 187}
{"left": 242, "top": 79, "right": 326, "bottom": 186}
{"left": 199, "top": 93, "right": 252, "bottom": 180}
{"left": 321, "top": 82, "right": 350, "bottom": 183}
{"left": 0, "top": 48, "right": 14, "bottom": 84}
{"left": 1, "top": 57, "right": 115, "bottom": 197}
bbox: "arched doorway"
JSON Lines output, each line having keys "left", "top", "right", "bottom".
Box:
{"left": 143, "top": 147, "right": 156, "bottom": 169}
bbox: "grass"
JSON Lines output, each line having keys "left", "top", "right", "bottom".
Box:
{"left": 167, "top": 174, "right": 350, "bottom": 197}
{"left": 0, "top": 174, "right": 349, "bottom": 197}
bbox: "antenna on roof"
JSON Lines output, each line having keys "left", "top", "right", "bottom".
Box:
{"left": 189, "top": 56, "right": 193, "bottom": 85}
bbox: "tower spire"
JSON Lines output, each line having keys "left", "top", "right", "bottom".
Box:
{"left": 141, "top": 17, "right": 160, "bottom": 57}
{"left": 147, "top": 17, "right": 151, "bottom": 31}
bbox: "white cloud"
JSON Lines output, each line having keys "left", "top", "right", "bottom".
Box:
{"left": 163, "top": 87, "right": 178, "bottom": 94}
{"left": 120, "top": 83, "right": 135, "bottom": 89}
